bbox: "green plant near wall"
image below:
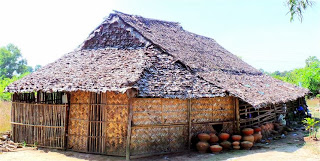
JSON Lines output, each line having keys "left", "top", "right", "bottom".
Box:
{"left": 302, "top": 117, "right": 320, "bottom": 140}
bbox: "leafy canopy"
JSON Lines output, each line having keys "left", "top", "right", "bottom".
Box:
{"left": 269, "top": 56, "right": 320, "bottom": 95}
{"left": 286, "top": 0, "right": 314, "bottom": 22}
{"left": 0, "top": 44, "right": 32, "bottom": 78}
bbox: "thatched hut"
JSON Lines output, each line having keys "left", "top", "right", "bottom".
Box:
{"left": 5, "top": 11, "right": 308, "bottom": 159}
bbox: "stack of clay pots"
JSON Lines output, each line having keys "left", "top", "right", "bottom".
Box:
{"left": 253, "top": 126, "right": 262, "bottom": 143}
{"left": 231, "top": 135, "right": 241, "bottom": 150}
{"left": 196, "top": 133, "right": 210, "bottom": 153}
{"left": 219, "top": 133, "right": 231, "bottom": 150}
{"left": 241, "top": 128, "right": 254, "bottom": 150}
{"left": 209, "top": 133, "right": 223, "bottom": 153}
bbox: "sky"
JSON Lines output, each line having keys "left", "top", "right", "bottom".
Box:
{"left": 0, "top": 0, "right": 319, "bottom": 72}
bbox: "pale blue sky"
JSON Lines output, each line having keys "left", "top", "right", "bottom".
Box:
{"left": 0, "top": 0, "right": 319, "bottom": 72}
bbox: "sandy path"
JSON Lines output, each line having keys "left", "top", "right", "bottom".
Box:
{"left": 1, "top": 131, "right": 319, "bottom": 161}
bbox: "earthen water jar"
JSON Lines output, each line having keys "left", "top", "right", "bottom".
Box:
{"left": 242, "top": 128, "right": 254, "bottom": 136}
{"left": 232, "top": 141, "right": 240, "bottom": 146}
{"left": 198, "top": 133, "right": 210, "bottom": 142}
{"left": 233, "top": 145, "right": 241, "bottom": 150}
{"left": 231, "top": 135, "right": 242, "bottom": 141}
{"left": 209, "top": 133, "right": 219, "bottom": 144}
{"left": 219, "top": 133, "right": 230, "bottom": 141}
{"left": 253, "top": 133, "right": 262, "bottom": 142}
{"left": 210, "top": 145, "right": 222, "bottom": 153}
{"left": 196, "top": 141, "right": 209, "bottom": 153}
{"left": 220, "top": 141, "right": 231, "bottom": 149}
{"left": 253, "top": 126, "right": 262, "bottom": 133}
{"left": 242, "top": 135, "right": 254, "bottom": 142}
{"left": 241, "top": 141, "right": 253, "bottom": 150}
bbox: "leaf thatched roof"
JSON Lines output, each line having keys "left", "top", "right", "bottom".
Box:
{"left": 5, "top": 11, "right": 308, "bottom": 107}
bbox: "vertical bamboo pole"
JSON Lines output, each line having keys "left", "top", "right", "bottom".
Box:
{"left": 188, "top": 99, "right": 192, "bottom": 150}
{"left": 126, "top": 97, "right": 133, "bottom": 161}
{"left": 234, "top": 98, "right": 240, "bottom": 133}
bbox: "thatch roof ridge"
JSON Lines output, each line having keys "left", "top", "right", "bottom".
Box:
{"left": 112, "top": 11, "right": 308, "bottom": 107}
{"left": 114, "top": 11, "right": 261, "bottom": 75}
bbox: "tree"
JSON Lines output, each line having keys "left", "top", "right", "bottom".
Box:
{"left": 269, "top": 56, "right": 320, "bottom": 96}
{"left": 0, "top": 44, "right": 31, "bottom": 78}
{"left": 286, "top": 0, "right": 314, "bottom": 22}
{"left": 34, "top": 65, "right": 42, "bottom": 71}
{"left": 305, "top": 56, "right": 319, "bottom": 67}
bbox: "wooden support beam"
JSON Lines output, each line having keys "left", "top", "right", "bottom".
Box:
{"left": 235, "top": 98, "right": 240, "bottom": 133}
{"left": 126, "top": 89, "right": 136, "bottom": 161}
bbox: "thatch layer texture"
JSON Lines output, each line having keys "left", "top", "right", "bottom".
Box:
{"left": 6, "top": 48, "right": 153, "bottom": 93}
{"left": 135, "top": 53, "right": 226, "bottom": 98}
{"left": 5, "top": 11, "right": 309, "bottom": 107}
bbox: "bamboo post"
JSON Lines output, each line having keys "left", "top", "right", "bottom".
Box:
{"left": 126, "top": 97, "right": 133, "bottom": 161}
{"left": 234, "top": 98, "right": 240, "bottom": 133}
{"left": 187, "top": 99, "right": 192, "bottom": 150}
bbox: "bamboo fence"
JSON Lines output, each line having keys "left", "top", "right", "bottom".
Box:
{"left": 11, "top": 102, "right": 67, "bottom": 149}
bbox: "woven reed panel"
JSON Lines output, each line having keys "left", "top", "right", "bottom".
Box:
{"left": 106, "top": 91, "right": 128, "bottom": 105}
{"left": 221, "top": 122, "right": 234, "bottom": 134}
{"left": 130, "top": 126, "right": 170, "bottom": 155}
{"left": 191, "top": 97, "right": 234, "bottom": 123}
{"left": 70, "top": 91, "right": 90, "bottom": 104}
{"left": 191, "top": 98, "right": 213, "bottom": 123}
{"left": 162, "top": 99, "right": 188, "bottom": 124}
{"left": 132, "top": 98, "right": 162, "bottom": 125}
{"left": 68, "top": 101, "right": 89, "bottom": 152}
{"left": 105, "top": 93, "right": 128, "bottom": 156}
{"left": 191, "top": 123, "right": 216, "bottom": 136}
{"left": 105, "top": 122, "right": 127, "bottom": 155}
{"left": 168, "top": 125, "right": 188, "bottom": 151}
{"left": 106, "top": 105, "right": 128, "bottom": 122}
{"left": 67, "top": 136, "right": 88, "bottom": 152}
{"left": 69, "top": 104, "right": 89, "bottom": 120}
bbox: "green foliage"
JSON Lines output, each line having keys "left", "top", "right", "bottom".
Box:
{"left": 0, "top": 44, "right": 32, "bottom": 78}
{"left": 302, "top": 117, "right": 320, "bottom": 138}
{"left": 268, "top": 56, "right": 320, "bottom": 96}
{"left": 0, "top": 72, "right": 29, "bottom": 101}
{"left": 22, "top": 140, "right": 27, "bottom": 147}
{"left": 286, "top": 0, "right": 314, "bottom": 22}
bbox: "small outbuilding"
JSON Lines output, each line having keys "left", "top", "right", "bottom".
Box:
{"left": 5, "top": 11, "right": 308, "bottom": 159}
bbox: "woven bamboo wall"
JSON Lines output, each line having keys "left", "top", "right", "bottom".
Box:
{"left": 130, "top": 96, "right": 235, "bottom": 156}
{"left": 67, "top": 91, "right": 128, "bottom": 156}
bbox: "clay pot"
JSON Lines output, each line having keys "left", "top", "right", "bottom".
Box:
{"left": 253, "top": 133, "right": 262, "bottom": 142}
{"left": 198, "top": 133, "right": 210, "bottom": 142}
{"left": 210, "top": 145, "right": 222, "bottom": 153}
{"left": 242, "top": 135, "right": 254, "bottom": 142}
{"left": 233, "top": 145, "right": 241, "bottom": 150}
{"left": 232, "top": 141, "right": 240, "bottom": 146}
{"left": 220, "top": 141, "right": 231, "bottom": 150}
{"left": 241, "top": 141, "right": 253, "bottom": 150}
{"left": 219, "top": 133, "right": 230, "bottom": 141}
{"left": 242, "top": 128, "right": 254, "bottom": 136}
{"left": 253, "top": 126, "right": 261, "bottom": 133}
{"left": 209, "top": 133, "right": 219, "bottom": 143}
{"left": 231, "top": 135, "right": 242, "bottom": 141}
{"left": 270, "top": 123, "right": 274, "bottom": 130}
{"left": 196, "top": 141, "right": 209, "bottom": 153}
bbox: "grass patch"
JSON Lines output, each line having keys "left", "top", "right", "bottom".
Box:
{"left": 0, "top": 101, "right": 11, "bottom": 133}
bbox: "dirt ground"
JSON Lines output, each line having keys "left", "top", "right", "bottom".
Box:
{"left": 1, "top": 128, "right": 319, "bottom": 161}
